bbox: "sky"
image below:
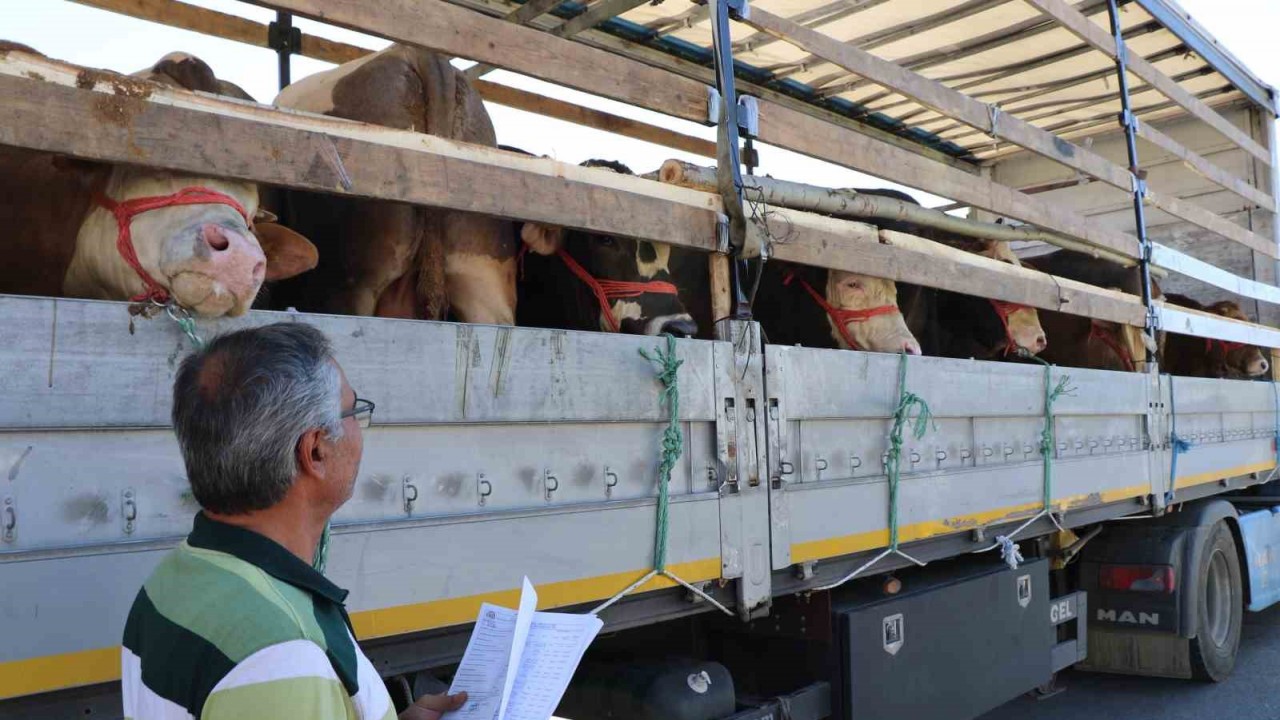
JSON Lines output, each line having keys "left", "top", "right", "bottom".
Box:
{"left": 3, "top": 0, "right": 1277, "bottom": 209}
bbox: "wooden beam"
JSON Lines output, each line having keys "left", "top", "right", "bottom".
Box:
{"left": 0, "top": 53, "right": 719, "bottom": 251}
{"left": 474, "top": 81, "right": 716, "bottom": 157}
{"left": 504, "top": 0, "right": 565, "bottom": 25}
{"left": 70, "top": 0, "right": 713, "bottom": 158}
{"left": 550, "top": 0, "right": 651, "bottom": 37}
{"left": 1021, "top": 0, "right": 1271, "bottom": 166}
{"left": 1144, "top": 187, "right": 1277, "bottom": 259}
{"left": 1133, "top": 119, "right": 1274, "bottom": 210}
{"left": 756, "top": 100, "right": 1142, "bottom": 259}
{"left": 765, "top": 214, "right": 1147, "bottom": 326}
{"left": 743, "top": 7, "right": 1276, "bottom": 260}
{"left": 709, "top": 254, "right": 732, "bottom": 324}
{"left": 245, "top": 0, "right": 711, "bottom": 124}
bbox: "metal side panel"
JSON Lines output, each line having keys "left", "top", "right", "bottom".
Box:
{"left": 765, "top": 347, "right": 1155, "bottom": 571}
{"left": 1162, "top": 375, "right": 1280, "bottom": 502}
{"left": 1238, "top": 506, "right": 1280, "bottom": 612}
{"left": 713, "top": 320, "right": 773, "bottom": 618}
{"left": 0, "top": 295, "right": 734, "bottom": 700}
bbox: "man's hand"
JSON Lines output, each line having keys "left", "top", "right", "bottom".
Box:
{"left": 399, "top": 691, "right": 467, "bottom": 720}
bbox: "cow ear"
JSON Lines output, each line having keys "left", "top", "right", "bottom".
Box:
{"left": 520, "top": 222, "right": 564, "bottom": 256}
{"left": 254, "top": 223, "right": 318, "bottom": 281}
{"left": 253, "top": 207, "right": 279, "bottom": 225}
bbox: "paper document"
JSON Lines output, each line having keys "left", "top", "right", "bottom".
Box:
{"left": 448, "top": 578, "right": 603, "bottom": 720}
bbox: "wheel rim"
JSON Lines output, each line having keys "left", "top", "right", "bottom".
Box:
{"left": 1205, "top": 548, "right": 1233, "bottom": 647}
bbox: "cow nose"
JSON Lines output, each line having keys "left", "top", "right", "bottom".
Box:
{"left": 903, "top": 339, "right": 922, "bottom": 356}
{"left": 660, "top": 317, "right": 698, "bottom": 338}
{"left": 1029, "top": 333, "right": 1048, "bottom": 354}
{"left": 1256, "top": 358, "right": 1270, "bottom": 376}
{"left": 200, "top": 223, "right": 232, "bottom": 251}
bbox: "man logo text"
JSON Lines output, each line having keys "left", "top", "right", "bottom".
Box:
{"left": 1097, "top": 609, "right": 1159, "bottom": 625}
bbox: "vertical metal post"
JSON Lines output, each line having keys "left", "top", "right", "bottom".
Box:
{"left": 268, "top": 12, "right": 301, "bottom": 91}
{"left": 1106, "top": 0, "right": 1157, "bottom": 364}
{"left": 708, "top": 0, "right": 753, "bottom": 322}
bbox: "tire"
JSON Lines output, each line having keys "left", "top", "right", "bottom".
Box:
{"left": 1189, "top": 521, "right": 1243, "bottom": 681}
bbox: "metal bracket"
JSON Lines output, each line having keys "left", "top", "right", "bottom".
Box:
{"left": 2, "top": 496, "right": 14, "bottom": 542}
{"left": 544, "top": 469, "right": 559, "bottom": 501}
{"left": 403, "top": 477, "right": 419, "bottom": 515}
{"left": 737, "top": 95, "right": 759, "bottom": 138}
{"left": 267, "top": 12, "right": 303, "bottom": 90}
{"left": 121, "top": 488, "right": 137, "bottom": 535}
{"left": 706, "top": 86, "right": 722, "bottom": 127}
{"left": 724, "top": 0, "right": 749, "bottom": 20}
{"left": 604, "top": 466, "right": 619, "bottom": 497}
{"left": 477, "top": 473, "right": 492, "bottom": 507}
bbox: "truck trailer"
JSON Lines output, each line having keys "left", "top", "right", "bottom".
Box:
{"left": 1, "top": 0, "right": 1279, "bottom": 718}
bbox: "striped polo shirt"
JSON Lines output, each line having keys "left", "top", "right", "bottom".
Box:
{"left": 121, "top": 513, "right": 394, "bottom": 720}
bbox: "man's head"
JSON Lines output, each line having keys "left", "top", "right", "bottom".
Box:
{"left": 172, "top": 323, "right": 366, "bottom": 516}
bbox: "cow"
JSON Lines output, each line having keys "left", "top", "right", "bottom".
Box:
{"left": 268, "top": 44, "right": 517, "bottom": 323}
{"left": 515, "top": 158, "right": 701, "bottom": 336}
{"left": 753, "top": 260, "right": 921, "bottom": 354}
{"left": 1024, "top": 249, "right": 1162, "bottom": 372}
{"left": 0, "top": 46, "right": 317, "bottom": 317}
{"left": 1162, "top": 294, "right": 1269, "bottom": 378}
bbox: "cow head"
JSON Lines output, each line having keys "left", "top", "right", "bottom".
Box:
{"left": 1203, "top": 301, "right": 1269, "bottom": 378}
{"left": 953, "top": 240, "right": 1047, "bottom": 357}
{"left": 520, "top": 160, "right": 698, "bottom": 336}
{"left": 778, "top": 263, "right": 920, "bottom": 354}
{"left": 61, "top": 53, "right": 316, "bottom": 316}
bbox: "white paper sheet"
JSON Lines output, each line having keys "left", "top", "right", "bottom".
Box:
{"left": 447, "top": 578, "right": 603, "bottom": 720}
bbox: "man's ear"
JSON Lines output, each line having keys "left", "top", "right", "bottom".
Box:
{"left": 295, "top": 427, "right": 330, "bottom": 478}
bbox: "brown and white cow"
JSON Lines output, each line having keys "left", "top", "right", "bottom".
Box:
{"left": 753, "top": 260, "right": 922, "bottom": 354}
{"left": 516, "top": 159, "right": 701, "bottom": 336}
{"left": 268, "top": 44, "right": 517, "bottom": 323}
{"left": 1025, "top": 249, "right": 1162, "bottom": 372}
{"left": 0, "top": 47, "right": 316, "bottom": 317}
{"left": 1162, "top": 294, "right": 1270, "bottom": 379}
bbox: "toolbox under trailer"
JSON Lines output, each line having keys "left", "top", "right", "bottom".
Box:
{"left": 2, "top": 0, "right": 1280, "bottom": 718}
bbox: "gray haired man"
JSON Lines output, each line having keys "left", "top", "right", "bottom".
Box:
{"left": 121, "top": 322, "right": 466, "bottom": 720}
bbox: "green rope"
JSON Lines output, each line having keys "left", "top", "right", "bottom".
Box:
{"left": 639, "top": 334, "right": 684, "bottom": 574}
{"left": 313, "top": 522, "right": 331, "bottom": 574}
{"left": 886, "top": 353, "right": 934, "bottom": 550}
{"left": 1019, "top": 352, "right": 1074, "bottom": 514}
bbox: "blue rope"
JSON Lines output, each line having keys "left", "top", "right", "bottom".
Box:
{"left": 1167, "top": 375, "right": 1192, "bottom": 505}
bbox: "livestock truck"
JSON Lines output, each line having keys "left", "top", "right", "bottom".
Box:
{"left": 2, "top": 0, "right": 1279, "bottom": 718}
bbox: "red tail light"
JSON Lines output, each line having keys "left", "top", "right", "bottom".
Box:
{"left": 1099, "top": 564, "right": 1175, "bottom": 593}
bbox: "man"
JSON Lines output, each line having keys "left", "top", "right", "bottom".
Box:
{"left": 121, "top": 323, "right": 466, "bottom": 720}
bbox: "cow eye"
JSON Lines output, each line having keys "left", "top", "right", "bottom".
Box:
{"left": 843, "top": 279, "right": 862, "bottom": 290}
{"left": 596, "top": 235, "right": 615, "bottom": 247}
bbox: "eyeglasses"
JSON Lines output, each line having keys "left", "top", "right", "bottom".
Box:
{"left": 340, "top": 397, "right": 376, "bottom": 429}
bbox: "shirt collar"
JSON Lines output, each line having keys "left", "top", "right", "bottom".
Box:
{"left": 188, "top": 512, "right": 349, "bottom": 605}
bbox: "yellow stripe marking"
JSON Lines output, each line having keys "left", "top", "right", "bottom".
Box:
{"left": 1174, "top": 460, "right": 1275, "bottom": 490}
{"left": 0, "top": 558, "right": 721, "bottom": 701}
{"left": 790, "top": 484, "right": 1150, "bottom": 565}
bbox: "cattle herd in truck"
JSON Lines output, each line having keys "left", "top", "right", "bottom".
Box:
{"left": 0, "top": 42, "right": 1269, "bottom": 381}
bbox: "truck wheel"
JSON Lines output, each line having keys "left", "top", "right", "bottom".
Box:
{"left": 1189, "top": 521, "right": 1243, "bottom": 682}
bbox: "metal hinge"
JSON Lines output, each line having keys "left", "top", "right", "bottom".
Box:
{"left": 737, "top": 95, "right": 759, "bottom": 137}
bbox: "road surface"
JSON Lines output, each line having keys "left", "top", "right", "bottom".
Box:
{"left": 981, "top": 602, "right": 1280, "bottom": 719}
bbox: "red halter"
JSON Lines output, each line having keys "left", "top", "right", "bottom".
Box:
{"left": 784, "top": 272, "right": 899, "bottom": 351}
{"left": 551, "top": 247, "right": 680, "bottom": 332}
{"left": 989, "top": 299, "right": 1032, "bottom": 355}
{"left": 93, "top": 186, "right": 251, "bottom": 304}
{"left": 1205, "top": 338, "right": 1247, "bottom": 355}
{"left": 1090, "top": 323, "right": 1136, "bottom": 372}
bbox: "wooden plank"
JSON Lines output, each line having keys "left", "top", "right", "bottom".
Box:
{"left": 743, "top": 8, "right": 1135, "bottom": 191}
{"left": 473, "top": 80, "right": 716, "bottom": 158}
{"left": 1135, "top": 119, "right": 1275, "bottom": 209}
{"left": 1157, "top": 304, "right": 1280, "bottom": 349}
{"left": 767, "top": 211, "right": 1146, "bottom": 326}
{"left": 1021, "top": 0, "right": 1271, "bottom": 166}
{"left": 756, "top": 100, "right": 1142, "bottom": 259}
{"left": 550, "top": 0, "right": 651, "bottom": 37}
{"left": 742, "top": 8, "right": 1275, "bottom": 259}
{"left": 250, "top": 0, "right": 711, "bottom": 124}
{"left": 70, "top": 0, "right": 714, "bottom": 158}
{"left": 709, "top": 254, "right": 732, "bottom": 324}
{"left": 1150, "top": 243, "right": 1280, "bottom": 306}
{"left": 1144, "top": 187, "right": 1277, "bottom": 258}
{"left": 505, "top": 0, "right": 565, "bottom": 25}
{"left": 0, "top": 54, "right": 720, "bottom": 251}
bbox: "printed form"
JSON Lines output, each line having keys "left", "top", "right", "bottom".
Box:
{"left": 448, "top": 578, "right": 603, "bottom": 720}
